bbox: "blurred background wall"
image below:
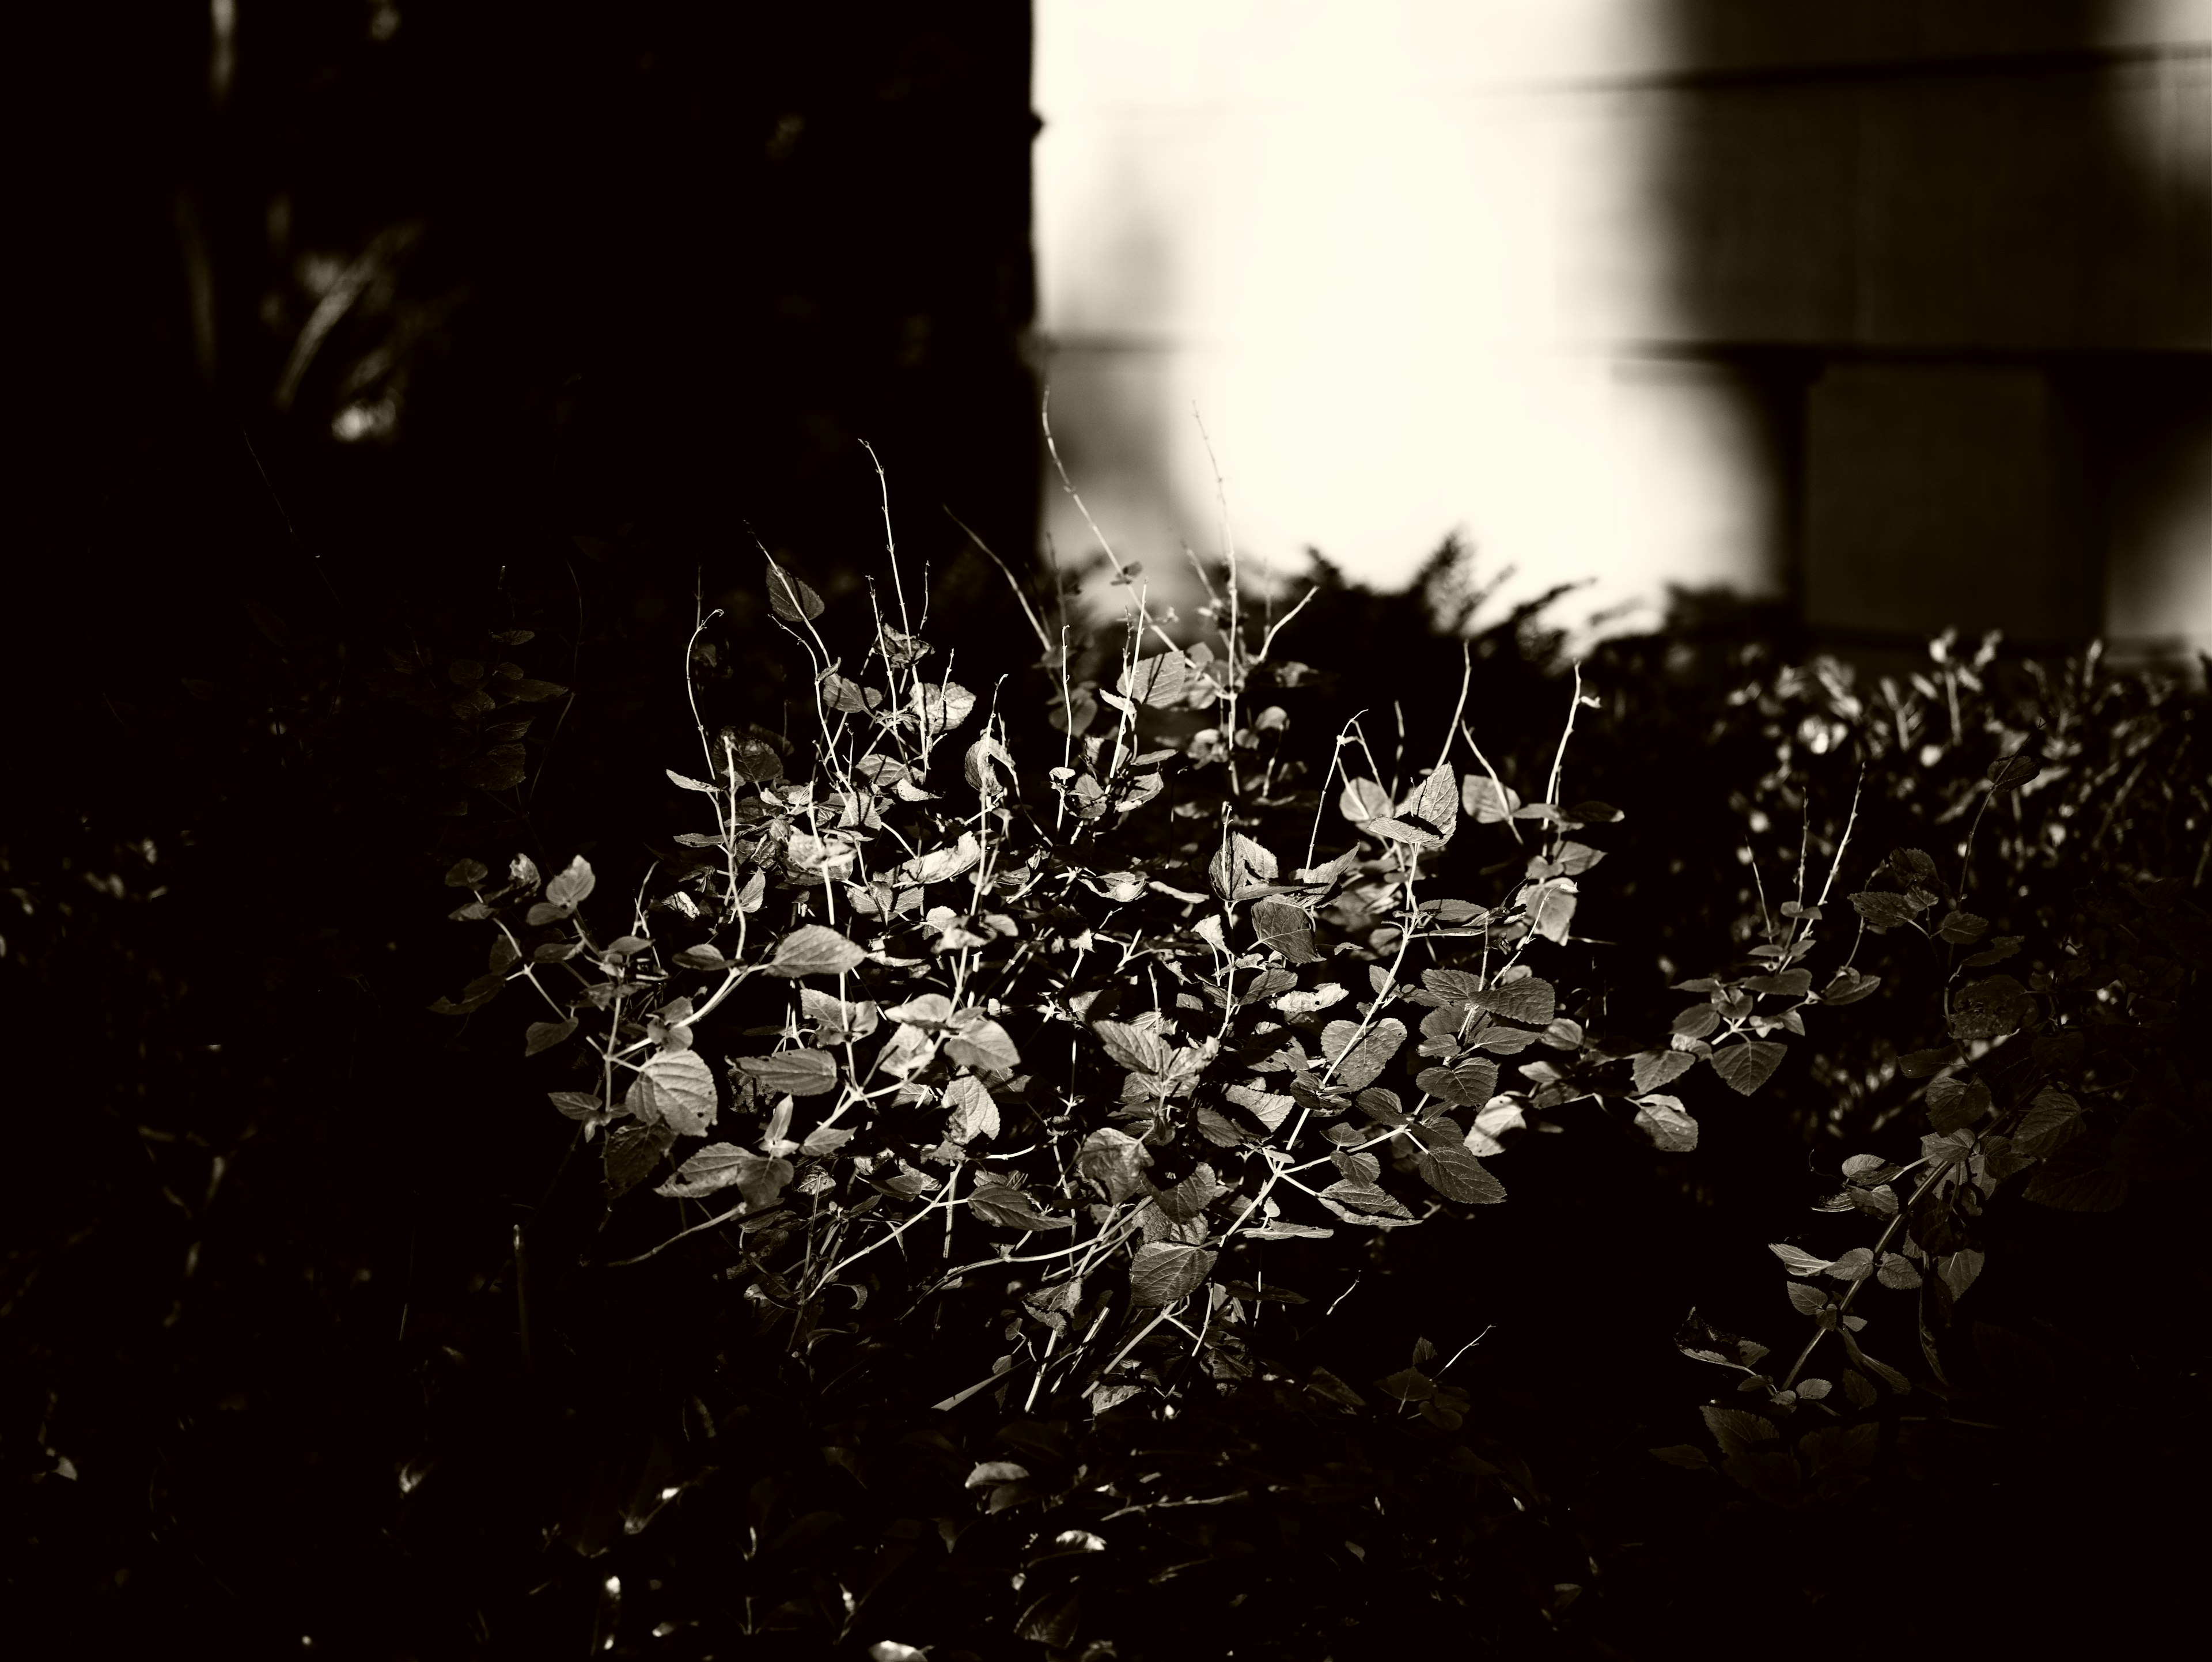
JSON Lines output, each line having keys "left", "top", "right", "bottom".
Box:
{"left": 1035, "top": 0, "right": 2211, "bottom": 666}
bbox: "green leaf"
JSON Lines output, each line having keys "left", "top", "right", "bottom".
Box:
{"left": 1850, "top": 891, "right": 1919, "bottom": 932}
{"left": 642, "top": 1049, "right": 719, "bottom": 1135}
{"left": 1154, "top": 1163, "right": 1224, "bottom": 1222}
{"left": 1321, "top": 1018, "right": 1407, "bottom": 1090}
{"left": 943, "top": 1075, "right": 999, "bottom": 1143}
{"left": 603, "top": 1120, "right": 679, "bottom": 1199}
{"left": 1094, "top": 1021, "right": 1174, "bottom": 1076}
{"left": 548, "top": 1090, "right": 607, "bottom": 1122}
{"left": 1827, "top": 1247, "right": 1874, "bottom": 1282}
{"left": 769, "top": 925, "right": 866, "bottom": 978}
{"left": 946, "top": 1012, "right": 1020, "bottom": 1074}
{"left": 1077, "top": 1127, "right": 1155, "bottom": 1204}
{"left": 817, "top": 673, "right": 882, "bottom": 714}
{"left": 1416, "top": 1059, "right": 1499, "bottom": 1107}
{"left": 736, "top": 1048, "right": 839, "bottom": 1097}
{"left": 1223, "top": 1083, "right": 1295, "bottom": 1133}
{"left": 546, "top": 855, "right": 596, "bottom": 911}
{"left": 1634, "top": 1095, "right": 1699, "bottom": 1152}
{"left": 1936, "top": 909, "right": 1988, "bottom": 945}
{"left": 1369, "top": 814, "right": 1445, "bottom": 849}
{"left": 444, "top": 858, "right": 489, "bottom": 889}
{"left": 1410, "top": 766, "right": 1459, "bottom": 842}
{"left": 1963, "top": 935, "right": 2023, "bottom": 969}
{"left": 1318, "top": 1181, "right": 1416, "bottom": 1221}
{"left": 1119, "top": 650, "right": 1194, "bottom": 708}
{"left": 1743, "top": 968, "right": 1812, "bottom": 998}
{"left": 1552, "top": 839, "right": 1605, "bottom": 875}
{"left": 1338, "top": 777, "right": 1393, "bottom": 828}
{"left": 1672, "top": 1005, "right": 1722, "bottom": 1040}
{"left": 656, "top": 1143, "right": 792, "bottom": 1205}
{"left": 2013, "top": 1089, "right": 2084, "bottom": 1159}
{"left": 502, "top": 677, "right": 569, "bottom": 702}
{"left": 1650, "top": 1444, "right": 1711, "bottom": 1470}
{"left": 1468, "top": 977, "right": 1555, "bottom": 1026}
{"left": 1413, "top": 1129, "right": 1506, "bottom": 1203}
{"left": 1925, "top": 1076, "right": 1993, "bottom": 1135}
{"left": 1897, "top": 1044, "right": 1960, "bottom": 1078}
{"left": 1128, "top": 1242, "right": 1217, "bottom": 1306}
{"left": 1699, "top": 1404, "right": 1778, "bottom": 1459}
{"left": 1986, "top": 751, "right": 2040, "bottom": 790}
{"left": 1709, "top": 1040, "right": 1786, "bottom": 1096}
{"left": 1422, "top": 968, "right": 1486, "bottom": 1002}
{"left": 2022, "top": 1150, "right": 2127, "bottom": 1212}
{"left": 764, "top": 560, "right": 826, "bottom": 623}
{"left": 1376, "top": 1367, "right": 1436, "bottom": 1403}
{"left": 1877, "top": 1252, "right": 1922, "bottom": 1290}
{"left": 1948, "top": 975, "right": 2031, "bottom": 1042}
{"left": 673, "top": 944, "right": 730, "bottom": 971}
{"left": 1819, "top": 968, "right": 1882, "bottom": 1006}
{"left": 1938, "top": 1248, "right": 1986, "bottom": 1302}
{"left": 1252, "top": 898, "right": 1322, "bottom": 963}
{"left": 968, "top": 1181, "right": 1074, "bottom": 1232}
{"left": 909, "top": 680, "right": 978, "bottom": 736}
{"left": 964, "top": 1459, "right": 1030, "bottom": 1491}
{"left": 524, "top": 1017, "right": 578, "bottom": 1057}
{"left": 1526, "top": 879, "right": 1578, "bottom": 944}
{"left": 1355, "top": 1089, "right": 1411, "bottom": 1126}
{"left": 1631, "top": 1050, "right": 1695, "bottom": 1094}
{"left": 1461, "top": 775, "right": 1521, "bottom": 822}
{"left": 1675, "top": 1311, "right": 1770, "bottom": 1373}
{"left": 1786, "top": 1282, "right": 1830, "bottom": 1316}
{"left": 1772, "top": 1241, "right": 1835, "bottom": 1277}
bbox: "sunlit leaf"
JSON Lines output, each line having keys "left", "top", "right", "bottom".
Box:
{"left": 642, "top": 1049, "right": 718, "bottom": 1135}
{"left": 1770, "top": 1242, "right": 1834, "bottom": 1277}
{"left": 1416, "top": 1058, "right": 1498, "bottom": 1107}
{"left": 769, "top": 925, "right": 866, "bottom": 978}
{"left": 1338, "top": 777, "right": 1393, "bottom": 828}
{"left": 735, "top": 1048, "right": 838, "bottom": 1097}
{"left": 943, "top": 1074, "right": 1000, "bottom": 1143}
{"left": 1461, "top": 775, "right": 1521, "bottom": 822}
{"left": 546, "top": 855, "right": 596, "bottom": 911}
{"left": 1412, "top": 1127, "right": 1505, "bottom": 1203}
{"left": 1251, "top": 898, "right": 1322, "bottom": 963}
{"left": 1709, "top": 1040, "right": 1786, "bottom": 1095}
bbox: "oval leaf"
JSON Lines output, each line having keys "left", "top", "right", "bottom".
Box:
{"left": 643, "top": 1049, "right": 719, "bottom": 1135}
{"left": 1634, "top": 1095, "right": 1699, "bottom": 1152}
{"left": 770, "top": 925, "right": 866, "bottom": 978}
{"left": 546, "top": 855, "right": 596, "bottom": 911}
{"left": 1251, "top": 899, "right": 1322, "bottom": 963}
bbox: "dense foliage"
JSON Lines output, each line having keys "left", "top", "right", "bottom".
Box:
{"left": 8, "top": 508, "right": 2205, "bottom": 1656}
